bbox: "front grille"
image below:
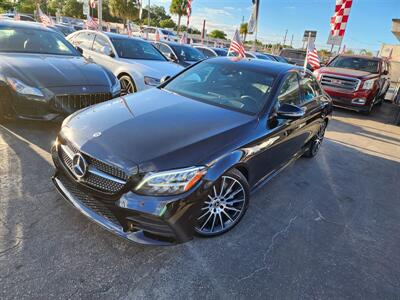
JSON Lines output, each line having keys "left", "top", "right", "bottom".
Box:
{"left": 53, "top": 93, "right": 112, "bottom": 114}
{"left": 320, "top": 75, "right": 360, "bottom": 91}
{"left": 58, "top": 141, "right": 128, "bottom": 194}
{"left": 58, "top": 173, "right": 120, "bottom": 226}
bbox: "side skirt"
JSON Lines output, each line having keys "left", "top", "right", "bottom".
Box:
{"left": 250, "top": 149, "right": 306, "bottom": 195}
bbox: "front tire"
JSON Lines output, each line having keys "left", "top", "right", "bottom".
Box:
{"left": 119, "top": 75, "right": 136, "bottom": 95}
{"left": 195, "top": 169, "right": 249, "bottom": 237}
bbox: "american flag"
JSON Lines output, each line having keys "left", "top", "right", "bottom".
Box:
{"left": 305, "top": 40, "right": 320, "bottom": 70}
{"left": 180, "top": 32, "right": 188, "bottom": 44}
{"left": 228, "top": 29, "right": 246, "bottom": 58}
{"left": 85, "top": 15, "right": 98, "bottom": 30}
{"left": 330, "top": 0, "right": 353, "bottom": 37}
{"left": 155, "top": 28, "right": 160, "bottom": 41}
{"left": 37, "top": 6, "right": 54, "bottom": 26}
{"left": 186, "top": 0, "right": 192, "bottom": 27}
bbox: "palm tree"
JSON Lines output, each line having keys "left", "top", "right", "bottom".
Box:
{"left": 170, "top": 0, "right": 188, "bottom": 34}
{"left": 240, "top": 22, "right": 248, "bottom": 42}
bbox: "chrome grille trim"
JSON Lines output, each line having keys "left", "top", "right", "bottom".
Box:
{"left": 54, "top": 93, "right": 112, "bottom": 114}
{"left": 59, "top": 142, "right": 128, "bottom": 194}
{"left": 320, "top": 75, "right": 361, "bottom": 92}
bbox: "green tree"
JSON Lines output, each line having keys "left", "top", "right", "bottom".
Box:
{"left": 0, "top": 0, "right": 14, "bottom": 13}
{"left": 169, "top": 0, "right": 188, "bottom": 34}
{"left": 159, "top": 18, "right": 176, "bottom": 29}
{"left": 209, "top": 29, "right": 227, "bottom": 40}
{"left": 240, "top": 22, "right": 248, "bottom": 42}
{"left": 109, "top": 0, "right": 138, "bottom": 23}
{"left": 63, "top": 0, "right": 83, "bottom": 19}
{"left": 344, "top": 49, "right": 354, "bottom": 55}
{"left": 359, "top": 49, "right": 373, "bottom": 56}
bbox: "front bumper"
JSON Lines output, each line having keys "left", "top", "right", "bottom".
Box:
{"left": 10, "top": 86, "right": 117, "bottom": 121}
{"left": 51, "top": 145, "right": 207, "bottom": 245}
{"left": 323, "top": 87, "right": 376, "bottom": 112}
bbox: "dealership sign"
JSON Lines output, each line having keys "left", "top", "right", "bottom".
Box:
{"left": 327, "top": 32, "right": 343, "bottom": 46}
{"left": 83, "top": 0, "right": 89, "bottom": 16}
{"left": 303, "top": 30, "right": 317, "bottom": 43}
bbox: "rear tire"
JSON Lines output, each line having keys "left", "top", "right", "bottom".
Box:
{"left": 195, "top": 168, "right": 250, "bottom": 237}
{"left": 304, "top": 121, "right": 327, "bottom": 158}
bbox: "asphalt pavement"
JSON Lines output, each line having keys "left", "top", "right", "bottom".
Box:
{"left": 1, "top": 103, "right": 399, "bottom": 299}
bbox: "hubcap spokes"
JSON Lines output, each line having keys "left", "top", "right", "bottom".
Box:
{"left": 120, "top": 79, "right": 134, "bottom": 95}
{"left": 313, "top": 123, "right": 326, "bottom": 155}
{"left": 196, "top": 176, "right": 246, "bottom": 234}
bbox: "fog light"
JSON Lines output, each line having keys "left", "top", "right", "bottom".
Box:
{"left": 351, "top": 98, "right": 366, "bottom": 105}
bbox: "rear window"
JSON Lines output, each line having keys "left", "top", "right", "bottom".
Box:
{"left": 280, "top": 50, "right": 306, "bottom": 60}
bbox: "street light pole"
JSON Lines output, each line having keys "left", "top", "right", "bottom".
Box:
{"left": 98, "top": 0, "right": 102, "bottom": 31}
{"left": 148, "top": 0, "right": 150, "bottom": 26}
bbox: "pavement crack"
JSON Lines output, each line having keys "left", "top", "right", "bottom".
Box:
{"left": 0, "top": 241, "right": 21, "bottom": 257}
{"left": 238, "top": 215, "right": 298, "bottom": 282}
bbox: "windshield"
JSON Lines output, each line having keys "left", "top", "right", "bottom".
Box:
{"left": 214, "top": 48, "right": 228, "bottom": 56}
{"left": 111, "top": 38, "right": 167, "bottom": 61}
{"left": 0, "top": 26, "right": 79, "bottom": 56}
{"left": 163, "top": 61, "right": 275, "bottom": 114}
{"left": 161, "top": 30, "right": 176, "bottom": 36}
{"left": 55, "top": 25, "right": 74, "bottom": 36}
{"left": 171, "top": 45, "right": 205, "bottom": 62}
{"left": 280, "top": 50, "right": 306, "bottom": 60}
{"left": 328, "top": 56, "right": 380, "bottom": 74}
{"left": 255, "top": 53, "right": 272, "bottom": 60}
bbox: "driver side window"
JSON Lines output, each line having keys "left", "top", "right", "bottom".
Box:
{"left": 277, "top": 73, "right": 301, "bottom": 106}
{"left": 93, "top": 35, "right": 111, "bottom": 53}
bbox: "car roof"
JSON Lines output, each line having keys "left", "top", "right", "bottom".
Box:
{"left": 75, "top": 29, "right": 144, "bottom": 41}
{"left": 157, "top": 41, "right": 191, "bottom": 47}
{"left": 335, "top": 54, "right": 382, "bottom": 61}
{"left": 0, "top": 19, "right": 52, "bottom": 31}
{"left": 205, "top": 57, "right": 300, "bottom": 75}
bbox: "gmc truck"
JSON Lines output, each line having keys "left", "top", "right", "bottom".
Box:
{"left": 313, "top": 55, "right": 390, "bottom": 114}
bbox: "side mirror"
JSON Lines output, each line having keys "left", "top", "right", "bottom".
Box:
{"left": 102, "top": 46, "right": 114, "bottom": 57}
{"left": 277, "top": 103, "right": 305, "bottom": 119}
{"left": 76, "top": 46, "right": 83, "bottom": 54}
{"left": 160, "top": 75, "right": 171, "bottom": 83}
{"left": 168, "top": 52, "right": 178, "bottom": 62}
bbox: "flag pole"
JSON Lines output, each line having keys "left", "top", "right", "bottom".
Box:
{"left": 304, "top": 32, "right": 311, "bottom": 71}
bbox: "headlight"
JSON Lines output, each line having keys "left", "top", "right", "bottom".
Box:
{"left": 144, "top": 76, "right": 161, "bottom": 86}
{"left": 111, "top": 80, "right": 121, "bottom": 95}
{"left": 7, "top": 77, "right": 44, "bottom": 98}
{"left": 362, "top": 79, "right": 376, "bottom": 90}
{"left": 135, "top": 166, "right": 206, "bottom": 196}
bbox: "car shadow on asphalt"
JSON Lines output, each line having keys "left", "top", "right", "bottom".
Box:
{"left": 1, "top": 116, "right": 400, "bottom": 298}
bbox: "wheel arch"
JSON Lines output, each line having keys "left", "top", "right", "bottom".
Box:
{"left": 204, "top": 150, "right": 249, "bottom": 184}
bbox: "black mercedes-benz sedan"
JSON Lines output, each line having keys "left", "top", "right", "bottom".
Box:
{"left": 0, "top": 20, "right": 120, "bottom": 122}
{"left": 51, "top": 57, "right": 332, "bottom": 245}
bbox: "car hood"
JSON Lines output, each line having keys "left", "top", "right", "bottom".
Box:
{"left": 0, "top": 53, "right": 113, "bottom": 88}
{"left": 318, "top": 67, "right": 377, "bottom": 79}
{"left": 61, "top": 88, "right": 256, "bottom": 172}
{"left": 118, "top": 59, "right": 183, "bottom": 78}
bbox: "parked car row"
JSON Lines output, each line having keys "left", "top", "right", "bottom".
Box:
{"left": 0, "top": 19, "right": 334, "bottom": 246}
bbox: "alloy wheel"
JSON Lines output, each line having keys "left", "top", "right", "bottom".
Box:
{"left": 195, "top": 175, "right": 247, "bottom": 235}
{"left": 311, "top": 122, "right": 326, "bottom": 156}
{"left": 119, "top": 76, "right": 136, "bottom": 95}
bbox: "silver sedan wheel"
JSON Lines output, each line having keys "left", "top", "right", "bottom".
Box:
{"left": 195, "top": 175, "right": 247, "bottom": 235}
{"left": 119, "top": 76, "right": 136, "bottom": 95}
